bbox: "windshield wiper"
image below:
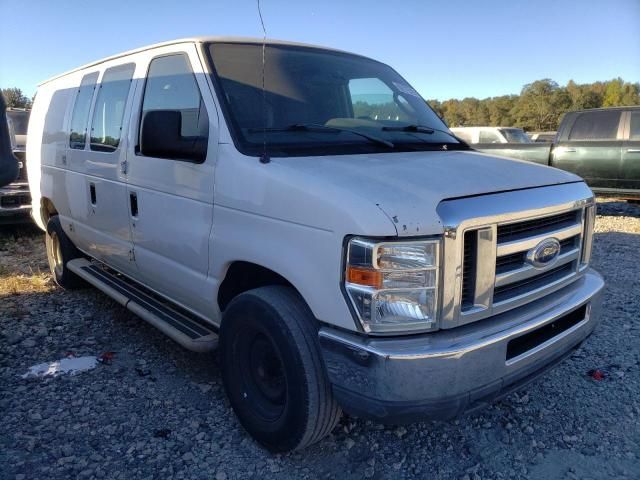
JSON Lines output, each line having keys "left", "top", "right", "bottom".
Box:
{"left": 382, "top": 124, "right": 435, "bottom": 134}
{"left": 382, "top": 124, "right": 465, "bottom": 144}
{"left": 250, "top": 123, "right": 394, "bottom": 148}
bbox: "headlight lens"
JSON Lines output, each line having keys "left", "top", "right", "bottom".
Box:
{"left": 344, "top": 238, "right": 440, "bottom": 334}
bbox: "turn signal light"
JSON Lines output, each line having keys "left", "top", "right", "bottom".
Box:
{"left": 347, "top": 266, "right": 382, "bottom": 288}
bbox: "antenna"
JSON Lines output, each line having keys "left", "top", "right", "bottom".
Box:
{"left": 257, "top": 0, "right": 270, "bottom": 164}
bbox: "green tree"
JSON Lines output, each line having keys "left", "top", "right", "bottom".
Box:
{"left": 486, "top": 95, "right": 517, "bottom": 126}
{"left": 603, "top": 78, "right": 640, "bottom": 107}
{"left": 510, "top": 79, "right": 571, "bottom": 131}
{"left": 566, "top": 80, "right": 602, "bottom": 110}
{"left": 441, "top": 99, "right": 465, "bottom": 127}
{"left": 427, "top": 99, "right": 444, "bottom": 120}
{"left": 426, "top": 78, "right": 640, "bottom": 132}
{"left": 1, "top": 87, "right": 31, "bottom": 108}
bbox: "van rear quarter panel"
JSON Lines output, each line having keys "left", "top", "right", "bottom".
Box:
{"left": 28, "top": 76, "right": 78, "bottom": 231}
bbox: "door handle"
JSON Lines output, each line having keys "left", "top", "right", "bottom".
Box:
{"left": 562, "top": 148, "right": 577, "bottom": 153}
{"left": 130, "top": 192, "right": 138, "bottom": 217}
{"left": 89, "top": 183, "right": 96, "bottom": 205}
{"left": 626, "top": 148, "right": 640, "bottom": 153}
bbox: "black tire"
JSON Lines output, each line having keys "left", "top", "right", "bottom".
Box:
{"left": 220, "top": 286, "right": 341, "bottom": 452}
{"left": 46, "top": 216, "right": 85, "bottom": 289}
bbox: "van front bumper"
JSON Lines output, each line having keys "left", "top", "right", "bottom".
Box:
{"left": 319, "top": 269, "right": 604, "bottom": 423}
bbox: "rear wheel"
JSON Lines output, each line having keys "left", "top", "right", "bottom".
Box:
{"left": 220, "top": 286, "right": 341, "bottom": 452}
{"left": 46, "top": 216, "right": 85, "bottom": 289}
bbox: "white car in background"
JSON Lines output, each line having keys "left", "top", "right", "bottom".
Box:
{"left": 451, "top": 126, "right": 532, "bottom": 144}
{"left": 529, "top": 131, "right": 557, "bottom": 143}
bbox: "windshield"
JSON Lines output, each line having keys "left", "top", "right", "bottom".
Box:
{"left": 499, "top": 128, "right": 531, "bottom": 144}
{"left": 6, "top": 110, "right": 29, "bottom": 135}
{"left": 207, "top": 43, "right": 464, "bottom": 157}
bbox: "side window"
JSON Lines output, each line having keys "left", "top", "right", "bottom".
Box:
{"left": 629, "top": 111, "right": 640, "bottom": 140}
{"left": 479, "top": 129, "right": 501, "bottom": 143}
{"left": 139, "top": 53, "right": 209, "bottom": 161}
{"left": 69, "top": 72, "right": 98, "bottom": 149}
{"left": 90, "top": 64, "right": 135, "bottom": 152}
{"left": 568, "top": 111, "right": 621, "bottom": 141}
{"left": 348, "top": 78, "right": 412, "bottom": 121}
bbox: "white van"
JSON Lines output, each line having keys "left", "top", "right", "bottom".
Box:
{"left": 28, "top": 37, "right": 604, "bottom": 452}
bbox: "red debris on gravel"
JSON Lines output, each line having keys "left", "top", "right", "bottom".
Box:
{"left": 588, "top": 369, "right": 606, "bottom": 381}
{"left": 98, "top": 352, "right": 116, "bottom": 364}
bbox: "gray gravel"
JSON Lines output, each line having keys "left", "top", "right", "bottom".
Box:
{"left": 1, "top": 199, "right": 639, "bottom": 480}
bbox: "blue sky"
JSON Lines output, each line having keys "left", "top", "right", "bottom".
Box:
{"left": 1, "top": 0, "right": 638, "bottom": 101}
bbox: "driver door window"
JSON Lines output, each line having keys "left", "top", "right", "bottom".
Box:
{"left": 348, "top": 78, "right": 411, "bottom": 122}
{"left": 138, "top": 53, "right": 208, "bottom": 162}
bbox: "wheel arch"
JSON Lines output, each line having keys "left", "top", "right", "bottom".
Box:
{"left": 217, "top": 260, "right": 306, "bottom": 313}
{"left": 40, "top": 197, "right": 58, "bottom": 224}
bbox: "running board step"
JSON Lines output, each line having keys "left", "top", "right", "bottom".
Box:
{"left": 67, "top": 258, "right": 218, "bottom": 352}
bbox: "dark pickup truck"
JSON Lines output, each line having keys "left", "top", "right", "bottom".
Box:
{"left": 473, "top": 106, "right": 640, "bottom": 199}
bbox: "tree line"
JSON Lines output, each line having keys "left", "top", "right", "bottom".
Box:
{"left": 1, "top": 88, "right": 32, "bottom": 109}
{"left": 427, "top": 78, "right": 640, "bottom": 132}
{"left": 4, "top": 78, "right": 640, "bottom": 132}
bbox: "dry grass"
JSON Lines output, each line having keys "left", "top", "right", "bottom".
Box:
{"left": 0, "top": 271, "right": 53, "bottom": 295}
{"left": 0, "top": 225, "right": 53, "bottom": 296}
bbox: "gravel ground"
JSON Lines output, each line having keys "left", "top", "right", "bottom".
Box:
{"left": 1, "top": 199, "right": 639, "bottom": 480}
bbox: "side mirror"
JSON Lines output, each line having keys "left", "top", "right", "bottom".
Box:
{"left": 139, "top": 110, "right": 205, "bottom": 162}
{"left": 0, "top": 94, "right": 19, "bottom": 187}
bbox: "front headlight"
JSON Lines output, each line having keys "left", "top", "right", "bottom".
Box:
{"left": 344, "top": 237, "right": 441, "bottom": 334}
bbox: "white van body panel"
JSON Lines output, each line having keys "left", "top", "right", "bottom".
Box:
{"left": 28, "top": 76, "right": 77, "bottom": 231}
{"left": 75, "top": 73, "right": 136, "bottom": 276}
{"left": 121, "top": 42, "right": 220, "bottom": 318}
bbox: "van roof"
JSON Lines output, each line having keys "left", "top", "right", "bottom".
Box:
{"left": 38, "top": 36, "right": 360, "bottom": 87}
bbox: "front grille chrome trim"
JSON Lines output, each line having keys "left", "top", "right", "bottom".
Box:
{"left": 436, "top": 182, "right": 595, "bottom": 329}
{"left": 492, "top": 269, "right": 578, "bottom": 315}
{"left": 496, "top": 223, "right": 582, "bottom": 257}
{"left": 495, "top": 248, "right": 580, "bottom": 287}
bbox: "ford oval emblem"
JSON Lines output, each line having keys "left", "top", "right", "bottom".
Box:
{"left": 526, "top": 238, "right": 561, "bottom": 268}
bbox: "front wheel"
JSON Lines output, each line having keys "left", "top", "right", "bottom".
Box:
{"left": 220, "top": 286, "right": 341, "bottom": 452}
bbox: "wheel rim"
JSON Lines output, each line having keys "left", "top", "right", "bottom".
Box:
{"left": 47, "top": 231, "right": 64, "bottom": 277}
{"left": 250, "top": 334, "right": 286, "bottom": 403}
{"left": 238, "top": 330, "right": 287, "bottom": 421}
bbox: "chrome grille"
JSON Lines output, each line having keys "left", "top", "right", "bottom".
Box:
{"left": 461, "top": 230, "right": 476, "bottom": 310}
{"left": 492, "top": 211, "right": 583, "bottom": 297}
{"left": 461, "top": 208, "right": 585, "bottom": 317}
{"left": 437, "top": 182, "right": 596, "bottom": 329}
{"left": 493, "top": 263, "right": 574, "bottom": 303}
{"left": 497, "top": 210, "right": 579, "bottom": 242}
{"left": 494, "top": 236, "right": 577, "bottom": 274}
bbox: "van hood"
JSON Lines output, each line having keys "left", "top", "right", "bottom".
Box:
{"left": 274, "top": 149, "right": 582, "bottom": 236}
